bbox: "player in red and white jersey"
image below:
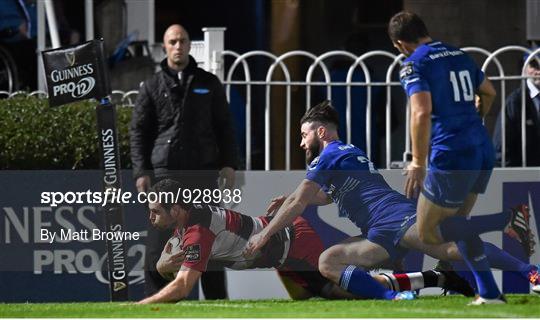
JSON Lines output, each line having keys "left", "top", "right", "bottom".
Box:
{"left": 161, "top": 204, "right": 301, "bottom": 273}
{"left": 155, "top": 204, "right": 331, "bottom": 299}
{"left": 138, "top": 179, "right": 474, "bottom": 304}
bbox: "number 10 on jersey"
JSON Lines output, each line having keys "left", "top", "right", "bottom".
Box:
{"left": 449, "top": 70, "right": 474, "bottom": 102}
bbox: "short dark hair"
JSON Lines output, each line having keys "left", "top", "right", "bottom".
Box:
{"left": 300, "top": 100, "right": 339, "bottom": 129}
{"left": 528, "top": 58, "right": 540, "bottom": 69}
{"left": 388, "top": 11, "right": 429, "bottom": 43}
{"left": 149, "top": 178, "right": 185, "bottom": 212}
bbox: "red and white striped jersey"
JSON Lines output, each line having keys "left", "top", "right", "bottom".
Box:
{"left": 163, "top": 204, "right": 292, "bottom": 273}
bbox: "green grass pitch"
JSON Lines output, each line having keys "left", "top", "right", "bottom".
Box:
{"left": 1, "top": 294, "right": 539, "bottom": 318}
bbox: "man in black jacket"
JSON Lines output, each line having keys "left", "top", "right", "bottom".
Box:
{"left": 130, "top": 24, "right": 238, "bottom": 298}
{"left": 494, "top": 57, "right": 540, "bottom": 167}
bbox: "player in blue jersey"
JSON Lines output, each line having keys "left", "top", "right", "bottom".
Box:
{"left": 244, "top": 100, "right": 537, "bottom": 302}
{"left": 387, "top": 11, "right": 534, "bottom": 304}
{"left": 389, "top": 11, "right": 498, "bottom": 247}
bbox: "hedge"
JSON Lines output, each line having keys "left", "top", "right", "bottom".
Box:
{"left": 0, "top": 97, "right": 132, "bottom": 169}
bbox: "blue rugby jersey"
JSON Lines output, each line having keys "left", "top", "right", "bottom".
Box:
{"left": 305, "top": 140, "right": 416, "bottom": 231}
{"left": 400, "top": 41, "right": 490, "bottom": 151}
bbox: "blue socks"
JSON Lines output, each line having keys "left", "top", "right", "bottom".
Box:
{"left": 483, "top": 242, "right": 534, "bottom": 279}
{"left": 456, "top": 237, "right": 501, "bottom": 299}
{"left": 439, "top": 216, "right": 469, "bottom": 241}
{"left": 440, "top": 217, "right": 502, "bottom": 299}
{"left": 469, "top": 211, "right": 510, "bottom": 234}
{"left": 440, "top": 212, "right": 509, "bottom": 240}
{"left": 339, "top": 265, "right": 397, "bottom": 300}
{"left": 442, "top": 214, "right": 534, "bottom": 280}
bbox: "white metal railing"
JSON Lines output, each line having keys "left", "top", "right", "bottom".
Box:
{"left": 218, "top": 46, "right": 540, "bottom": 170}
{"left": 4, "top": 45, "right": 540, "bottom": 170}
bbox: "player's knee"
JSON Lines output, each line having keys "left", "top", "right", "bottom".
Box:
{"left": 318, "top": 251, "right": 333, "bottom": 277}
{"left": 318, "top": 249, "right": 342, "bottom": 282}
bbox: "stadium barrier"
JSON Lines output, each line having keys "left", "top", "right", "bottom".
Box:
{"left": 220, "top": 46, "right": 540, "bottom": 169}
{"left": 1, "top": 169, "right": 538, "bottom": 301}
{"left": 5, "top": 46, "right": 540, "bottom": 169}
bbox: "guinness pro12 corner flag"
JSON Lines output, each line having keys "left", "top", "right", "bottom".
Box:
{"left": 42, "top": 39, "right": 130, "bottom": 301}
{"left": 42, "top": 39, "right": 111, "bottom": 107}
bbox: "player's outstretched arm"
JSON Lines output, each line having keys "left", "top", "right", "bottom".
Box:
{"left": 245, "top": 179, "right": 321, "bottom": 255}
{"left": 138, "top": 266, "right": 201, "bottom": 304}
{"left": 476, "top": 78, "right": 497, "bottom": 117}
{"left": 266, "top": 189, "right": 331, "bottom": 216}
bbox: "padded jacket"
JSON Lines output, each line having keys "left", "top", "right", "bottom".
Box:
{"left": 130, "top": 56, "right": 238, "bottom": 178}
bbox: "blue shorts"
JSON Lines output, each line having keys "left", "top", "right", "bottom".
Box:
{"left": 422, "top": 142, "right": 494, "bottom": 208}
{"left": 362, "top": 211, "right": 417, "bottom": 260}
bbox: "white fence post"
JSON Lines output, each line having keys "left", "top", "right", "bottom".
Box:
{"left": 203, "top": 27, "right": 226, "bottom": 80}
{"left": 85, "top": 0, "right": 94, "bottom": 41}
{"left": 37, "top": 0, "right": 46, "bottom": 92}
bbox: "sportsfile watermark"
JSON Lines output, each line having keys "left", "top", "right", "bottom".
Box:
{"left": 40, "top": 188, "right": 243, "bottom": 207}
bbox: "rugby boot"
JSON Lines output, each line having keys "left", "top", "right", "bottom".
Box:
{"left": 505, "top": 205, "right": 535, "bottom": 257}
{"left": 435, "top": 260, "right": 475, "bottom": 297}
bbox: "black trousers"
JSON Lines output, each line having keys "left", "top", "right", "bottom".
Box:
{"left": 143, "top": 170, "right": 228, "bottom": 299}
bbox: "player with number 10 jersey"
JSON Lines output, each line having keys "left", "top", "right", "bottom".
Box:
{"left": 399, "top": 41, "right": 495, "bottom": 208}
{"left": 400, "top": 41, "right": 490, "bottom": 151}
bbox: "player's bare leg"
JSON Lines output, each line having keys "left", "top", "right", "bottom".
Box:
{"left": 317, "top": 238, "right": 415, "bottom": 300}
{"left": 416, "top": 193, "right": 458, "bottom": 244}
{"left": 455, "top": 194, "right": 478, "bottom": 216}
{"left": 318, "top": 238, "right": 390, "bottom": 283}
{"left": 400, "top": 223, "right": 461, "bottom": 260}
